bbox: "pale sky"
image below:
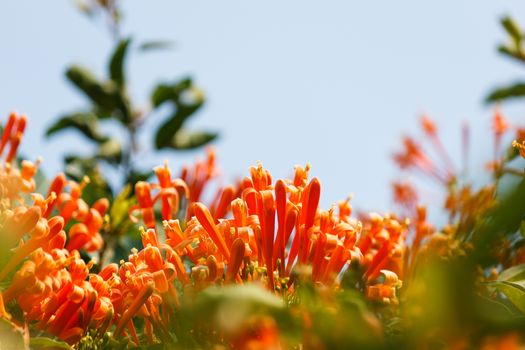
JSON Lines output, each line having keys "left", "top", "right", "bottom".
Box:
{"left": 2, "top": 1, "right": 525, "bottom": 213}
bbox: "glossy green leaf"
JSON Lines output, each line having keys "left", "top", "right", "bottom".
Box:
{"left": 498, "top": 264, "right": 525, "bottom": 282}
{"left": 170, "top": 130, "right": 218, "bottom": 150}
{"left": 485, "top": 82, "right": 525, "bottom": 103}
{"left": 66, "top": 65, "right": 119, "bottom": 113}
{"left": 45, "top": 112, "right": 108, "bottom": 143}
{"left": 493, "top": 281, "right": 525, "bottom": 314}
{"left": 109, "top": 38, "right": 131, "bottom": 87}
{"left": 30, "top": 336, "right": 71, "bottom": 349}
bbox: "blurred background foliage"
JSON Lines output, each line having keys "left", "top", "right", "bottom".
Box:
{"left": 47, "top": 0, "right": 216, "bottom": 198}
{"left": 487, "top": 16, "right": 525, "bottom": 104}
{"left": 44, "top": 1, "right": 217, "bottom": 265}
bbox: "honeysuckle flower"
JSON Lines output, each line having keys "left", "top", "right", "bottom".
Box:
{"left": 366, "top": 269, "right": 402, "bottom": 305}
{"left": 392, "top": 181, "right": 418, "bottom": 211}
{"left": 130, "top": 165, "right": 190, "bottom": 229}
{"left": 0, "top": 112, "right": 403, "bottom": 347}
{"left": 181, "top": 147, "right": 218, "bottom": 218}
{"left": 358, "top": 213, "right": 407, "bottom": 282}
{"left": 4, "top": 112, "right": 518, "bottom": 348}
{"left": 492, "top": 108, "right": 509, "bottom": 141}
{"left": 66, "top": 198, "right": 109, "bottom": 252}
{"left": 420, "top": 114, "right": 455, "bottom": 173}
{"left": 0, "top": 112, "right": 26, "bottom": 164}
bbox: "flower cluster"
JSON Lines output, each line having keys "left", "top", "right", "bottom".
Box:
{"left": 0, "top": 113, "right": 409, "bottom": 347}
{"left": 1, "top": 111, "right": 525, "bottom": 349}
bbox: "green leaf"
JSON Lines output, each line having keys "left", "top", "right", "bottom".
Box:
{"left": 30, "top": 336, "right": 71, "bottom": 349}
{"left": 66, "top": 65, "right": 119, "bottom": 113}
{"left": 0, "top": 318, "right": 26, "bottom": 350}
{"left": 501, "top": 16, "right": 522, "bottom": 48}
{"left": 199, "top": 284, "right": 284, "bottom": 309}
{"left": 109, "top": 38, "right": 132, "bottom": 88}
{"left": 138, "top": 40, "right": 174, "bottom": 52}
{"left": 493, "top": 280, "right": 525, "bottom": 314}
{"left": 63, "top": 156, "right": 113, "bottom": 201}
{"left": 96, "top": 138, "right": 122, "bottom": 164}
{"left": 485, "top": 82, "right": 525, "bottom": 103}
{"left": 154, "top": 104, "right": 202, "bottom": 149}
{"left": 151, "top": 78, "right": 193, "bottom": 108}
{"left": 45, "top": 112, "right": 108, "bottom": 143}
{"left": 498, "top": 264, "right": 525, "bottom": 282}
{"left": 155, "top": 113, "right": 186, "bottom": 149}
{"left": 472, "top": 178, "right": 525, "bottom": 264}
{"left": 497, "top": 45, "right": 525, "bottom": 62}
{"left": 110, "top": 185, "right": 134, "bottom": 230}
{"left": 152, "top": 79, "right": 208, "bottom": 149}
{"left": 170, "top": 130, "right": 218, "bottom": 150}
{"left": 65, "top": 65, "right": 131, "bottom": 123}
{"left": 187, "top": 284, "right": 286, "bottom": 335}
{"left": 64, "top": 156, "right": 96, "bottom": 181}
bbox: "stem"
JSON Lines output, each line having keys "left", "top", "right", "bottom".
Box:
{"left": 501, "top": 167, "right": 525, "bottom": 177}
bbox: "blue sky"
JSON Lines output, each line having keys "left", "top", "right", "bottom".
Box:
{"left": 2, "top": 1, "right": 525, "bottom": 212}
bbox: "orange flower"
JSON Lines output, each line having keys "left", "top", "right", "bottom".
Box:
{"left": 392, "top": 181, "right": 418, "bottom": 210}
{"left": 492, "top": 108, "right": 509, "bottom": 137}
{"left": 0, "top": 112, "right": 26, "bottom": 164}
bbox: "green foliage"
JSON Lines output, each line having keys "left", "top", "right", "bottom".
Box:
{"left": 138, "top": 40, "right": 173, "bottom": 52}
{"left": 151, "top": 79, "right": 212, "bottom": 150}
{"left": 45, "top": 9, "right": 218, "bottom": 266}
{"left": 109, "top": 38, "right": 131, "bottom": 88}
{"left": 46, "top": 112, "right": 108, "bottom": 143}
{"left": 30, "top": 336, "right": 71, "bottom": 349}
{"left": 66, "top": 65, "right": 127, "bottom": 118}
{"left": 497, "top": 264, "right": 525, "bottom": 282}
{"left": 33, "top": 5, "right": 525, "bottom": 350}
{"left": 492, "top": 281, "right": 525, "bottom": 314}
{"left": 170, "top": 130, "right": 218, "bottom": 150}
{"left": 501, "top": 16, "right": 522, "bottom": 49}
{"left": 486, "top": 264, "right": 525, "bottom": 315}
{"left": 486, "top": 16, "right": 525, "bottom": 103}
{"left": 0, "top": 319, "right": 25, "bottom": 350}
{"left": 48, "top": 35, "right": 217, "bottom": 194}
{"left": 486, "top": 82, "right": 525, "bottom": 103}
